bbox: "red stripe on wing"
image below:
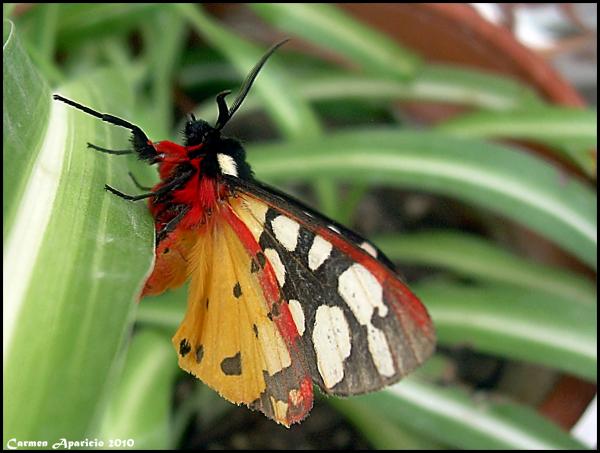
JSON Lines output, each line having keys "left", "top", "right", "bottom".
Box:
{"left": 221, "top": 204, "right": 313, "bottom": 424}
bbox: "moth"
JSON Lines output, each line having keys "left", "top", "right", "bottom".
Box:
{"left": 54, "top": 41, "right": 435, "bottom": 427}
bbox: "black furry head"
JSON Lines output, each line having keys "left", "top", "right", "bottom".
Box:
{"left": 184, "top": 119, "right": 219, "bottom": 148}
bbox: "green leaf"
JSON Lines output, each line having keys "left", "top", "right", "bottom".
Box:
{"left": 374, "top": 231, "right": 596, "bottom": 305}
{"left": 437, "top": 107, "right": 597, "bottom": 148}
{"left": 140, "top": 9, "right": 187, "bottom": 137}
{"left": 252, "top": 3, "right": 419, "bottom": 80}
{"left": 329, "top": 395, "right": 444, "bottom": 449}
{"left": 3, "top": 19, "right": 51, "bottom": 238}
{"left": 416, "top": 280, "right": 596, "bottom": 380}
{"left": 3, "top": 3, "right": 17, "bottom": 21}
{"left": 4, "top": 22, "right": 154, "bottom": 443}
{"left": 136, "top": 285, "right": 187, "bottom": 330}
{"left": 97, "top": 329, "right": 179, "bottom": 449}
{"left": 247, "top": 129, "right": 597, "bottom": 269}
{"left": 189, "top": 66, "right": 544, "bottom": 128}
{"left": 336, "top": 377, "right": 588, "bottom": 449}
{"left": 21, "top": 3, "right": 170, "bottom": 50}
{"left": 293, "top": 65, "right": 543, "bottom": 110}
{"left": 436, "top": 107, "right": 597, "bottom": 175}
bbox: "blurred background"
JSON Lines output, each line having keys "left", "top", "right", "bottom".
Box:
{"left": 3, "top": 3, "right": 596, "bottom": 450}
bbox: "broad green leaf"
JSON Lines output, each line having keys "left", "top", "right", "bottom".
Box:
{"left": 247, "top": 130, "right": 597, "bottom": 269}
{"left": 4, "top": 22, "right": 154, "bottom": 443}
{"left": 97, "top": 329, "right": 179, "bottom": 449}
{"left": 3, "top": 19, "right": 50, "bottom": 238}
{"left": 374, "top": 231, "right": 596, "bottom": 305}
{"left": 252, "top": 3, "right": 419, "bottom": 80}
{"left": 416, "top": 280, "right": 596, "bottom": 380}
{"left": 334, "top": 377, "right": 587, "bottom": 449}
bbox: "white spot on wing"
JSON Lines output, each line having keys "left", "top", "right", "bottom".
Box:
{"left": 338, "top": 264, "right": 395, "bottom": 377}
{"left": 288, "top": 299, "right": 305, "bottom": 335}
{"left": 312, "top": 305, "right": 351, "bottom": 389}
{"left": 338, "top": 264, "right": 387, "bottom": 322}
{"left": 367, "top": 325, "right": 395, "bottom": 377}
{"left": 271, "top": 215, "right": 300, "bottom": 252}
{"left": 360, "top": 241, "right": 378, "bottom": 258}
{"left": 217, "top": 153, "right": 238, "bottom": 177}
{"left": 264, "top": 248, "right": 285, "bottom": 287}
{"left": 308, "top": 235, "right": 332, "bottom": 271}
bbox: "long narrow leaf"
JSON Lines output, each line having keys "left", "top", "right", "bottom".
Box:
{"left": 334, "top": 378, "right": 587, "bottom": 449}
{"left": 189, "top": 68, "right": 544, "bottom": 127}
{"left": 437, "top": 107, "right": 597, "bottom": 149}
{"left": 252, "top": 3, "right": 419, "bottom": 79}
{"left": 437, "top": 107, "right": 597, "bottom": 175}
{"left": 40, "top": 4, "right": 168, "bottom": 49}
{"left": 247, "top": 130, "right": 597, "bottom": 269}
{"left": 374, "top": 231, "right": 596, "bottom": 305}
{"left": 416, "top": 280, "right": 596, "bottom": 380}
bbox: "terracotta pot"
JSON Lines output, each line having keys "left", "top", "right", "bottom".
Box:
{"left": 339, "top": 3, "right": 586, "bottom": 106}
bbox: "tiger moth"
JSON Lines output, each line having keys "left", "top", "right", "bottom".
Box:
{"left": 54, "top": 40, "right": 435, "bottom": 427}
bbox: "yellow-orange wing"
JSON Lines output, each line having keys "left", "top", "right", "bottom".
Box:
{"left": 171, "top": 207, "right": 313, "bottom": 426}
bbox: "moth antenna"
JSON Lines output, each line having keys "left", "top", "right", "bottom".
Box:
{"left": 53, "top": 94, "right": 145, "bottom": 136}
{"left": 214, "top": 39, "right": 289, "bottom": 130}
{"left": 215, "top": 90, "right": 232, "bottom": 130}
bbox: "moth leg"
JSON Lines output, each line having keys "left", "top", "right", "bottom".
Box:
{"left": 128, "top": 171, "right": 153, "bottom": 191}
{"left": 105, "top": 169, "right": 195, "bottom": 201}
{"left": 104, "top": 185, "right": 155, "bottom": 201}
{"left": 87, "top": 142, "right": 133, "bottom": 155}
{"left": 156, "top": 206, "right": 190, "bottom": 243}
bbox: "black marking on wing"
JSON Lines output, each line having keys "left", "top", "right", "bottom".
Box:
{"left": 195, "top": 344, "right": 204, "bottom": 364}
{"left": 233, "top": 282, "right": 242, "bottom": 298}
{"left": 221, "top": 352, "right": 242, "bottom": 376}
{"left": 179, "top": 339, "right": 192, "bottom": 357}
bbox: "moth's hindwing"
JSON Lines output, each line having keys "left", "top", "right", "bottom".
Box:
{"left": 171, "top": 209, "right": 313, "bottom": 426}
{"left": 143, "top": 229, "right": 197, "bottom": 296}
{"left": 229, "top": 180, "right": 435, "bottom": 396}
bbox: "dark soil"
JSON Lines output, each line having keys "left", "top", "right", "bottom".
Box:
{"left": 181, "top": 397, "right": 371, "bottom": 450}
